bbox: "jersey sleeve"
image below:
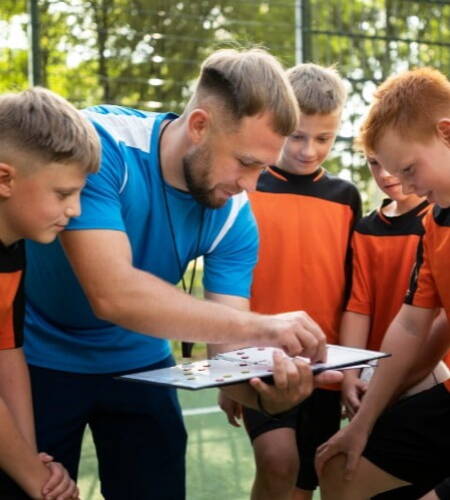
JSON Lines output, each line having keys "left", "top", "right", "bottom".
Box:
{"left": 203, "top": 196, "right": 258, "bottom": 298}
{"left": 66, "top": 121, "right": 127, "bottom": 232}
{"left": 345, "top": 232, "right": 372, "bottom": 316}
{"left": 405, "top": 233, "right": 441, "bottom": 309}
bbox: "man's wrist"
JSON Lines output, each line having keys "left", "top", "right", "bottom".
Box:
{"left": 256, "top": 393, "right": 296, "bottom": 420}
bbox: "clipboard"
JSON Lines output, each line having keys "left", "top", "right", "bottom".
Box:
{"left": 120, "top": 344, "right": 390, "bottom": 391}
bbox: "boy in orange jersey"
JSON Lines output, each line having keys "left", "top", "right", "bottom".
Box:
{"left": 0, "top": 87, "right": 99, "bottom": 499}
{"left": 340, "top": 156, "right": 438, "bottom": 419}
{"left": 219, "top": 63, "right": 361, "bottom": 500}
{"left": 316, "top": 67, "right": 450, "bottom": 500}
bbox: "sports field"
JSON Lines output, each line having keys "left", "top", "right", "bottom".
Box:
{"left": 77, "top": 384, "right": 323, "bottom": 499}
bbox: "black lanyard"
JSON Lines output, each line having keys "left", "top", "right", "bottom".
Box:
{"left": 157, "top": 119, "right": 204, "bottom": 358}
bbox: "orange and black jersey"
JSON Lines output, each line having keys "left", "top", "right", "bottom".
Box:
{"left": 0, "top": 239, "right": 25, "bottom": 350}
{"left": 346, "top": 199, "right": 430, "bottom": 351}
{"left": 405, "top": 205, "right": 450, "bottom": 391}
{"left": 249, "top": 166, "right": 361, "bottom": 345}
{"left": 406, "top": 205, "right": 450, "bottom": 313}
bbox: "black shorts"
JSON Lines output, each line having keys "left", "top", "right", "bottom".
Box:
{"left": 243, "top": 388, "right": 341, "bottom": 491}
{"left": 363, "top": 383, "right": 450, "bottom": 494}
{"left": 435, "top": 477, "right": 450, "bottom": 500}
{"left": 0, "top": 470, "right": 30, "bottom": 499}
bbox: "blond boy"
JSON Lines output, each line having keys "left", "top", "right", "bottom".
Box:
{"left": 220, "top": 63, "right": 361, "bottom": 500}
{"left": 0, "top": 87, "right": 99, "bottom": 499}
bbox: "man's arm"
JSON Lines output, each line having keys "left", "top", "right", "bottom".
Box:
{"left": 0, "top": 348, "right": 36, "bottom": 449}
{"left": 316, "top": 304, "right": 436, "bottom": 477}
{"left": 61, "top": 230, "right": 326, "bottom": 359}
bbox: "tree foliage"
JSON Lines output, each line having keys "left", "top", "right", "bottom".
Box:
{"left": 1, "top": 0, "right": 450, "bottom": 205}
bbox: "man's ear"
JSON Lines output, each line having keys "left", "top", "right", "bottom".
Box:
{"left": 0, "top": 163, "right": 16, "bottom": 199}
{"left": 187, "top": 108, "right": 211, "bottom": 145}
{"left": 436, "top": 118, "right": 450, "bottom": 147}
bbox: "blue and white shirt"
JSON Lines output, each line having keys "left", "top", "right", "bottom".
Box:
{"left": 24, "top": 107, "right": 258, "bottom": 373}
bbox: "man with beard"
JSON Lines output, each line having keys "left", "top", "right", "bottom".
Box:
{"left": 23, "top": 48, "right": 340, "bottom": 499}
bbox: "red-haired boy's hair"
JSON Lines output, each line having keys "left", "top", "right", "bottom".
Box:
{"left": 357, "top": 67, "right": 450, "bottom": 153}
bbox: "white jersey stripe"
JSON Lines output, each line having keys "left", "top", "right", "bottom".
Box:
{"left": 83, "top": 110, "right": 156, "bottom": 153}
{"left": 206, "top": 192, "right": 249, "bottom": 254}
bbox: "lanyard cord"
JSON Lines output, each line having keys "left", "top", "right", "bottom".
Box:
{"left": 157, "top": 119, "right": 204, "bottom": 357}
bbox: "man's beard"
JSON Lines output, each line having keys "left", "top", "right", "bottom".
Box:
{"left": 183, "top": 144, "right": 224, "bottom": 209}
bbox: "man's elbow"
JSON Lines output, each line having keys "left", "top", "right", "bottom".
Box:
{"left": 89, "top": 292, "right": 122, "bottom": 323}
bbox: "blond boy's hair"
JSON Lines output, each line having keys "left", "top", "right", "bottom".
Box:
{"left": 0, "top": 87, "right": 100, "bottom": 173}
{"left": 186, "top": 47, "right": 299, "bottom": 136}
{"left": 287, "top": 63, "right": 347, "bottom": 115}
{"left": 357, "top": 67, "right": 450, "bottom": 153}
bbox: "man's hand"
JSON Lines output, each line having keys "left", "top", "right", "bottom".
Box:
{"left": 315, "top": 421, "right": 369, "bottom": 481}
{"left": 249, "top": 351, "right": 342, "bottom": 415}
{"left": 341, "top": 372, "right": 368, "bottom": 420}
{"left": 218, "top": 391, "right": 242, "bottom": 427}
{"left": 39, "top": 453, "right": 79, "bottom": 500}
{"left": 261, "top": 311, "right": 327, "bottom": 362}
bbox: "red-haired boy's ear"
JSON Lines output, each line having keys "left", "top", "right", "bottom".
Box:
{"left": 0, "top": 163, "right": 15, "bottom": 199}
{"left": 187, "top": 109, "right": 211, "bottom": 145}
{"left": 436, "top": 118, "right": 450, "bottom": 146}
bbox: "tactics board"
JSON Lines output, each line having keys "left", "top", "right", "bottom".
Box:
{"left": 120, "top": 344, "right": 389, "bottom": 390}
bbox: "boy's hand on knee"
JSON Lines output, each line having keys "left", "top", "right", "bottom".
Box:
{"left": 39, "top": 455, "right": 79, "bottom": 500}
{"left": 315, "top": 424, "right": 368, "bottom": 481}
{"left": 218, "top": 391, "right": 242, "bottom": 427}
{"left": 341, "top": 376, "right": 367, "bottom": 420}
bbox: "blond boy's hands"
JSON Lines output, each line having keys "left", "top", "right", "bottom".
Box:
{"left": 39, "top": 453, "right": 79, "bottom": 500}
{"left": 341, "top": 371, "right": 368, "bottom": 420}
{"left": 218, "top": 392, "right": 242, "bottom": 427}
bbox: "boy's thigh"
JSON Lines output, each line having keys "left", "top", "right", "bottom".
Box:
{"left": 364, "top": 384, "right": 450, "bottom": 493}
{"left": 0, "top": 471, "right": 30, "bottom": 500}
{"left": 242, "top": 403, "right": 298, "bottom": 443}
{"left": 295, "top": 388, "right": 341, "bottom": 491}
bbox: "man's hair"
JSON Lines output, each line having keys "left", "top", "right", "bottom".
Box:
{"left": 286, "top": 63, "right": 347, "bottom": 115}
{"left": 0, "top": 87, "right": 100, "bottom": 173}
{"left": 357, "top": 67, "right": 450, "bottom": 153}
{"left": 187, "top": 48, "right": 298, "bottom": 136}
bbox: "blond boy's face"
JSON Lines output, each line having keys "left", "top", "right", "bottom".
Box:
{"left": 278, "top": 111, "right": 340, "bottom": 175}
{"left": 1, "top": 161, "right": 86, "bottom": 245}
{"left": 375, "top": 123, "right": 450, "bottom": 207}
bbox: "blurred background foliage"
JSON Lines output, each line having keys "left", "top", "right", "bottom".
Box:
{"left": 1, "top": 0, "right": 450, "bottom": 205}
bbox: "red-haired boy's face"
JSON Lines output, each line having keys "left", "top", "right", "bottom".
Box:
{"left": 375, "top": 121, "right": 450, "bottom": 207}
{"left": 367, "top": 156, "right": 419, "bottom": 203}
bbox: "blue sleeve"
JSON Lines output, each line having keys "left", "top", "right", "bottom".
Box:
{"left": 67, "top": 122, "right": 126, "bottom": 232}
{"left": 203, "top": 201, "right": 259, "bottom": 298}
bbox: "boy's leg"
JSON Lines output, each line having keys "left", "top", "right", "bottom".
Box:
{"left": 29, "top": 364, "right": 91, "bottom": 479}
{"left": 320, "top": 384, "right": 450, "bottom": 498}
{"left": 243, "top": 406, "right": 299, "bottom": 500}
{"left": 320, "top": 454, "right": 409, "bottom": 499}
{"left": 89, "top": 356, "right": 187, "bottom": 500}
{"left": 294, "top": 388, "right": 341, "bottom": 500}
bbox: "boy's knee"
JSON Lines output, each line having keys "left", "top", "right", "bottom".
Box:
{"left": 255, "top": 446, "right": 299, "bottom": 485}
{"left": 319, "top": 454, "right": 350, "bottom": 500}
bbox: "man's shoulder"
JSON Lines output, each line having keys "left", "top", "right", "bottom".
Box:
{"left": 82, "top": 107, "right": 168, "bottom": 154}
